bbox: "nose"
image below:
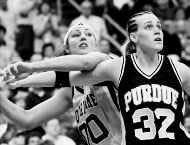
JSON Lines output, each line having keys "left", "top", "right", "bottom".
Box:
{"left": 154, "top": 27, "right": 161, "bottom": 35}
{"left": 80, "top": 33, "right": 87, "bottom": 41}
{"left": 154, "top": 30, "right": 161, "bottom": 37}
{"left": 154, "top": 31, "right": 161, "bottom": 36}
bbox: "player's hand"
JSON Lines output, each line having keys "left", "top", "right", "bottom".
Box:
{"left": 5, "top": 73, "right": 31, "bottom": 89}
{"left": 0, "top": 62, "right": 33, "bottom": 81}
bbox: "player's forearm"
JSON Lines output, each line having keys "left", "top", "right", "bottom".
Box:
{"left": 30, "top": 55, "right": 91, "bottom": 72}
{"left": 10, "top": 71, "right": 56, "bottom": 88}
{"left": 30, "top": 52, "right": 109, "bottom": 72}
{"left": 0, "top": 96, "right": 31, "bottom": 128}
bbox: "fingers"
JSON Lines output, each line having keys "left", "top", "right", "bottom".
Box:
{"left": 5, "top": 63, "right": 19, "bottom": 76}
{"left": 0, "top": 63, "right": 21, "bottom": 81}
{"left": 6, "top": 73, "right": 29, "bottom": 83}
{"left": 0, "top": 61, "right": 32, "bottom": 84}
{"left": 6, "top": 73, "right": 31, "bottom": 89}
{"left": 6, "top": 81, "right": 19, "bottom": 89}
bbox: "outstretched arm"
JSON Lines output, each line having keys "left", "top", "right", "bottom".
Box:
{"left": 7, "top": 71, "right": 56, "bottom": 88}
{"left": 69, "top": 57, "right": 123, "bottom": 87}
{"left": 7, "top": 57, "right": 123, "bottom": 89}
{"left": 1, "top": 52, "right": 109, "bottom": 81}
{"left": 0, "top": 87, "right": 72, "bottom": 129}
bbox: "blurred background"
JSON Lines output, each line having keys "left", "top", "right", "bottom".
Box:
{"left": 0, "top": 0, "right": 190, "bottom": 145}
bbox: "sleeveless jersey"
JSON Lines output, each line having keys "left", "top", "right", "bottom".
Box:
{"left": 118, "top": 54, "right": 190, "bottom": 145}
{"left": 72, "top": 83, "right": 121, "bottom": 145}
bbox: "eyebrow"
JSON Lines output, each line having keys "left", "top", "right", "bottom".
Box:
{"left": 144, "top": 20, "right": 161, "bottom": 25}
{"left": 70, "top": 30, "right": 80, "bottom": 33}
{"left": 72, "top": 28, "right": 91, "bottom": 32}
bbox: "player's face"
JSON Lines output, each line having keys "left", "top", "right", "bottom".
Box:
{"left": 134, "top": 13, "right": 163, "bottom": 52}
{"left": 68, "top": 27, "right": 98, "bottom": 54}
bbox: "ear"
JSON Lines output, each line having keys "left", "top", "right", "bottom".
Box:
{"left": 129, "top": 33, "right": 137, "bottom": 43}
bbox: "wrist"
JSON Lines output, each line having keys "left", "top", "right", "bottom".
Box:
{"left": 27, "top": 62, "right": 35, "bottom": 73}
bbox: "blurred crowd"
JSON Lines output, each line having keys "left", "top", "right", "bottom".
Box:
{"left": 1, "top": 0, "right": 190, "bottom": 145}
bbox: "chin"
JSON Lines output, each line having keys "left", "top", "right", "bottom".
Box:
{"left": 155, "top": 47, "right": 163, "bottom": 51}
{"left": 154, "top": 45, "right": 163, "bottom": 52}
{"left": 78, "top": 50, "right": 91, "bottom": 55}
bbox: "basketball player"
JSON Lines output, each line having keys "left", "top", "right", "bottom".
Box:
{"left": 65, "top": 11, "right": 190, "bottom": 145}
{"left": 6, "top": 11, "right": 190, "bottom": 145}
{"left": 0, "top": 23, "right": 121, "bottom": 145}
{"left": 4, "top": 10, "right": 190, "bottom": 145}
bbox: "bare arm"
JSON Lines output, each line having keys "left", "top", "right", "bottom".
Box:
{"left": 171, "top": 59, "right": 190, "bottom": 95}
{"left": 8, "top": 71, "right": 56, "bottom": 88}
{"left": 69, "top": 57, "right": 123, "bottom": 87}
{"left": 8, "top": 57, "right": 123, "bottom": 89}
{"left": 0, "top": 87, "right": 72, "bottom": 129}
{"left": 30, "top": 52, "right": 109, "bottom": 72}
{"left": 1, "top": 52, "right": 109, "bottom": 81}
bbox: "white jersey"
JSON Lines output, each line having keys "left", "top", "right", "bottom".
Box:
{"left": 72, "top": 83, "right": 121, "bottom": 145}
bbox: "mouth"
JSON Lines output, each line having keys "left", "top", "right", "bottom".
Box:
{"left": 154, "top": 37, "right": 162, "bottom": 42}
{"left": 79, "top": 42, "right": 88, "bottom": 48}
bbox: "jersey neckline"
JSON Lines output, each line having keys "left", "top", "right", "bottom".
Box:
{"left": 131, "top": 54, "right": 163, "bottom": 79}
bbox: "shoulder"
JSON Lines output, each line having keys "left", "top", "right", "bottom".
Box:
{"left": 81, "top": 52, "right": 110, "bottom": 70}
{"left": 98, "top": 56, "right": 123, "bottom": 67}
{"left": 87, "top": 56, "right": 122, "bottom": 76}
{"left": 168, "top": 57, "right": 190, "bottom": 84}
{"left": 96, "top": 57, "right": 124, "bottom": 85}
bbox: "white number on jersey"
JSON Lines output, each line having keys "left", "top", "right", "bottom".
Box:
{"left": 132, "top": 108, "right": 175, "bottom": 140}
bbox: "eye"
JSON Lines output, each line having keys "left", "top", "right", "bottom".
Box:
{"left": 86, "top": 32, "right": 93, "bottom": 37}
{"left": 157, "top": 24, "right": 162, "bottom": 30}
{"left": 71, "top": 33, "right": 80, "bottom": 37}
{"left": 70, "top": 31, "right": 81, "bottom": 38}
{"left": 145, "top": 24, "right": 153, "bottom": 30}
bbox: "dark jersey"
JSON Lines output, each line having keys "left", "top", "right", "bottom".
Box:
{"left": 118, "top": 54, "right": 190, "bottom": 145}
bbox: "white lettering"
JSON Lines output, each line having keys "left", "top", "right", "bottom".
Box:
{"left": 124, "top": 84, "right": 179, "bottom": 112}
{"left": 132, "top": 87, "right": 142, "bottom": 105}
{"left": 142, "top": 85, "right": 152, "bottom": 102}
{"left": 124, "top": 92, "right": 132, "bottom": 112}
{"left": 152, "top": 84, "right": 162, "bottom": 102}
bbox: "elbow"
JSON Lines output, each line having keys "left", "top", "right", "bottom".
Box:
{"left": 15, "top": 120, "right": 34, "bottom": 130}
{"left": 17, "top": 112, "right": 37, "bottom": 129}
{"left": 19, "top": 122, "right": 34, "bottom": 130}
{"left": 21, "top": 122, "right": 37, "bottom": 130}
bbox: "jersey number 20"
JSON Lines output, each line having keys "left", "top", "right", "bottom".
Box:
{"left": 132, "top": 108, "right": 175, "bottom": 140}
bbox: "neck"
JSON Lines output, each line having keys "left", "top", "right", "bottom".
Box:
{"left": 135, "top": 47, "right": 159, "bottom": 67}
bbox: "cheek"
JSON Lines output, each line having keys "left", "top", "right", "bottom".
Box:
{"left": 89, "top": 38, "right": 97, "bottom": 47}
{"left": 68, "top": 39, "right": 78, "bottom": 51}
{"left": 138, "top": 32, "right": 153, "bottom": 44}
{"left": 69, "top": 39, "right": 78, "bottom": 47}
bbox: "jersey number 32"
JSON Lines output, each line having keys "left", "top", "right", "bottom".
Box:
{"left": 132, "top": 108, "right": 175, "bottom": 140}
